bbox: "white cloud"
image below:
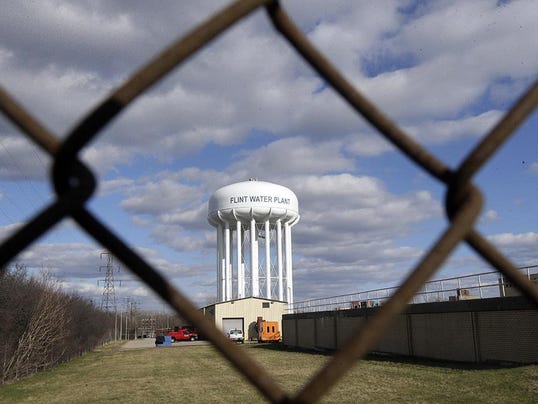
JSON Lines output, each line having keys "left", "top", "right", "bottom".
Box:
{"left": 132, "top": 245, "right": 206, "bottom": 278}
{"left": 482, "top": 209, "right": 499, "bottom": 222}
{"left": 0, "top": 222, "right": 25, "bottom": 241}
{"left": 404, "top": 110, "right": 505, "bottom": 145}
{"left": 81, "top": 145, "right": 135, "bottom": 177}
{"left": 98, "top": 177, "right": 135, "bottom": 195}
{"left": 344, "top": 132, "right": 394, "bottom": 157}
{"left": 0, "top": 135, "right": 51, "bottom": 181}
{"left": 16, "top": 242, "right": 103, "bottom": 278}
{"left": 302, "top": 1, "right": 401, "bottom": 77}
{"left": 2, "top": 0, "right": 535, "bottom": 176}
{"left": 293, "top": 249, "right": 420, "bottom": 300}
{"left": 356, "top": 1, "right": 538, "bottom": 121}
{"left": 151, "top": 225, "right": 212, "bottom": 253}
{"left": 487, "top": 232, "right": 538, "bottom": 265}
{"left": 230, "top": 137, "right": 354, "bottom": 177}
{"left": 120, "top": 178, "right": 202, "bottom": 215}
{"left": 0, "top": 55, "right": 109, "bottom": 135}
{"left": 1, "top": 1, "right": 536, "bottom": 307}
{"left": 488, "top": 232, "right": 538, "bottom": 247}
{"left": 274, "top": 174, "right": 440, "bottom": 268}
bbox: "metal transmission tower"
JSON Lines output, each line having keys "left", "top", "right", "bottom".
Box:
{"left": 140, "top": 318, "right": 157, "bottom": 338}
{"left": 99, "top": 251, "right": 120, "bottom": 312}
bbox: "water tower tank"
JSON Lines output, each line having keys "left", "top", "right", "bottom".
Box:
{"left": 208, "top": 180, "right": 299, "bottom": 304}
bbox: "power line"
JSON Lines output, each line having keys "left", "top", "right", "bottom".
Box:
{"left": 0, "top": 144, "right": 39, "bottom": 207}
{"left": 0, "top": 138, "right": 49, "bottom": 217}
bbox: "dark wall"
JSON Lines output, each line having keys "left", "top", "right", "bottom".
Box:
{"left": 283, "top": 297, "right": 538, "bottom": 364}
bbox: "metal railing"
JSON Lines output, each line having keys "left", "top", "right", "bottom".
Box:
{"left": 290, "top": 265, "right": 538, "bottom": 313}
{"left": 1, "top": 1, "right": 537, "bottom": 402}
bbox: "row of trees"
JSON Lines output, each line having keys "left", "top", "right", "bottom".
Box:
{"left": 0, "top": 265, "right": 114, "bottom": 384}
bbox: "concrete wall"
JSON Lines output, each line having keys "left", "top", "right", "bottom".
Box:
{"left": 476, "top": 310, "right": 538, "bottom": 363}
{"left": 376, "top": 314, "right": 410, "bottom": 356}
{"left": 283, "top": 297, "right": 537, "bottom": 364}
{"left": 410, "top": 312, "right": 476, "bottom": 362}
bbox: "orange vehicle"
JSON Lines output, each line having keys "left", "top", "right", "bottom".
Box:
{"left": 257, "top": 317, "right": 281, "bottom": 342}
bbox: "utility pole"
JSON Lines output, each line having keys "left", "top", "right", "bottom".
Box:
{"left": 122, "top": 298, "right": 139, "bottom": 340}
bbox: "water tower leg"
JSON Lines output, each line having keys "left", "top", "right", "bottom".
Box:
{"left": 224, "top": 221, "right": 231, "bottom": 301}
{"left": 277, "top": 220, "right": 283, "bottom": 301}
{"left": 265, "top": 220, "right": 271, "bottom": 299}
{"left": 237, "top": 220, "right": 244, "bottom": 299}
{"left": 250, "top": 218, "right": 259, "bottom": 297}
{"left": 217, "top": 223, "right": 223, "bottom": 302}
{"left": 285, "top": 222, "right": 293, "bottom": 305}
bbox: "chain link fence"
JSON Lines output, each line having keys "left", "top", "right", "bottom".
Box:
{"left": 0, "top": 1, "right": 537, "bottom": 402}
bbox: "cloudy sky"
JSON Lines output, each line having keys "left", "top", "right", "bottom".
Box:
{"left": 1, "top": 0, "right": 537, "bottom": 310}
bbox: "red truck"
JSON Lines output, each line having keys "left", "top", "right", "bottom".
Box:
{"left": 167, "top": 327, "right": 198, "bottom": 342}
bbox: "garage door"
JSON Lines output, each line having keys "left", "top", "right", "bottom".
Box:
{"left": 222, "top": 318, "right": 244, "bottom": 335}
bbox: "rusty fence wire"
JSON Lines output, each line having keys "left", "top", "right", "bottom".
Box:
{"left": 1, "top": 1, "right": 537, "bottom": 402}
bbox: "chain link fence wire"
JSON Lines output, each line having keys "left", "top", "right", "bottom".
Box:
{"left": 0, "top": 1, "right": 537, "bottom": 402}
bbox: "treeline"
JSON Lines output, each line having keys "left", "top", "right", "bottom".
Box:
{"left": 0, "top": 265, "right": 114, "bottom": 384}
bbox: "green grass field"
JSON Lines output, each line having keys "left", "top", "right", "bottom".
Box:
{"left": 0, "top": 342, "right": 536, "bottom": 403}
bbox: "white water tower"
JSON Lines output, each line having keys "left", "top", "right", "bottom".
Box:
{"left": 208, "top": 180, "right": 300, "bottom": 304}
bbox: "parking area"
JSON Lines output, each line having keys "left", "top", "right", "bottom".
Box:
{"left": 121, "top": 338, "right": 210, "bottom": 349}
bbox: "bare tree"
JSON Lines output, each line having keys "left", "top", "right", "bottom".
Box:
{"left": 3, "top": 274, "right": 69, "bottom": 381}
{"left": 1, "top": 266, "right": 114, "bottom": 384}
{"left": 0, "top": 265, "right": 40, "bottom": 382}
